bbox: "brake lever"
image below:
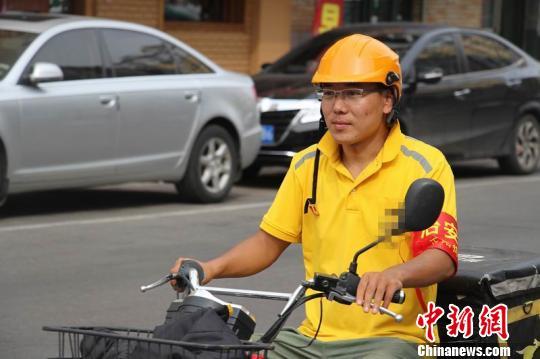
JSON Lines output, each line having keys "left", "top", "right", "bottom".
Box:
{"left": 140, "top": 273, "right": 191, "bottom": 293}
{"left": 374, "top": 305, "right": 403, "bottom": 322}
{"left": 140, "top": 273, "right": 175, "bottom": 292}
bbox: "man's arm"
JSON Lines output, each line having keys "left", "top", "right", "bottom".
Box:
{"left": 356, "top": 248, "right": 455, "bottom": 314}
{"left": 170, "top": 229, "right": 290, "bottom": 287}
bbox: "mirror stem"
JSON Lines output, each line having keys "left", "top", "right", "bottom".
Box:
{"left": 348, "top": 236, "right": 386, "bottom": 274}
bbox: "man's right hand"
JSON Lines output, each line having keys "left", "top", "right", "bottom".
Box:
{"left": 169, "top": 257, "right": 212, "bottom": 291}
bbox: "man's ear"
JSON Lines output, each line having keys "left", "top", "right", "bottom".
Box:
{"left": 383, "top": 90, "right": 394, "bottom": 115}
{"left": 383, "top": 90, "right": 399, "bottom": 127}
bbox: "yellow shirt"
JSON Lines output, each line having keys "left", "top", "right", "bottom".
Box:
{"left": 260, "top": 122, "right": 458, "bottom": 344}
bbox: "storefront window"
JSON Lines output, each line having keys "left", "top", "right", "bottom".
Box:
{"left": 343, "top": 0, "right": 414, "bottom": 24}
{"left": 164, "top": 0, "right": 244, "bottom": 23}
{"left": 0, "top": 0, "right": 86, "bottom": 14}
{"left": 49, "top": 0, "right": 71, "bottom": 13}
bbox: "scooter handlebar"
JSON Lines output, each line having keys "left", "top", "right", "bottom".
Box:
{"left": 180, "top": 259, "right": 205, "bottom": 286}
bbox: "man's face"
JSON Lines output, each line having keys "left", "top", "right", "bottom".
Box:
{"left": 320, "top": 83, "right": 393, "bottom": 147}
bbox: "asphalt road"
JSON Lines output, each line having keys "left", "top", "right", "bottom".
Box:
{"left": 0, "top": 161, "right": 539, "bottom": 358}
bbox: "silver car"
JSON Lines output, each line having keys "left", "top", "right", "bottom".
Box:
{"left": 0, "top": 12, "right": 261, "bottom": 204}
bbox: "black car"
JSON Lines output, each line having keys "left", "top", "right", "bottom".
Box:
{"left": 250, "top": 23, "right": 540, "bottom": 175}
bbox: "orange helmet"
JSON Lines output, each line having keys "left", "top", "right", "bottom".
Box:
{"left": 312, "top": 34, "right": 402, "bottom": 100}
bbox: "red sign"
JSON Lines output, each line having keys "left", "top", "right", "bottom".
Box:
{"left": 312, "top": 0, "right": 344, "bottom": 35}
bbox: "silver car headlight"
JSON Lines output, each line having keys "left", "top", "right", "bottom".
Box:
{"left": 298, "top": 107, "right": 321, "bottom": 124}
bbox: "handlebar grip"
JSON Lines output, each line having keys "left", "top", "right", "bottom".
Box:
{"left": 342, "top": 273, "right": 405, "bottom": 304}
{"left": 180, "top": 259, "right": 205, "bottom": 284}
{"left": 392, "top": 289, "right": 405, "bottom": 304}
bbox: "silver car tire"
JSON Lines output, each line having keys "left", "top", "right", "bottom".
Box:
{"left": 176, "top": 125, "right": 238, "bottom": 203}
{"left": 498, "top": 114, "right": 540, "bottom": 174}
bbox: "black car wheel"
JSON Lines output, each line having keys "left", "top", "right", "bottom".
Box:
{"left": 498, "top": 114, "right": 540, "bottom": 174}
{"left": 176, "top": 125, "right": 238, "bottom": 203}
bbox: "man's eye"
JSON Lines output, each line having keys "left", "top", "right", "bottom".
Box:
{"left": 344, "top": 89, "right": 364, "bottom": 97}
{"left": 322, "top": 90, "right": 336, "bottom": 97}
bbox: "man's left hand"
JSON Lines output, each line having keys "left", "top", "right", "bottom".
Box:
{"left": 356, "top": 269, "right": 403, "bottom": 314}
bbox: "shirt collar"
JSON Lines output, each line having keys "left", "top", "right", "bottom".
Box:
{"left": 317, "top": 121, "right": 405, "bottom": 164}
{"left": 318, "top": 130, "right": 340, "bottom": 164}
{"left": 381, "top": 121, "right": 405, "bottom": 163}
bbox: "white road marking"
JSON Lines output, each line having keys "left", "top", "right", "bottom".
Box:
{"left": 0, "top": 201, "right": 271, "bottom": 233}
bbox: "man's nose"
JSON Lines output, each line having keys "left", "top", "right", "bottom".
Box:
{"left": 332, "top": 93, "right": 348, "bottom": 112}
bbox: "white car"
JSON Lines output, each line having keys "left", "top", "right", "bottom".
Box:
{"left": 0, "top": 12, "right": 261, "bottom": 204}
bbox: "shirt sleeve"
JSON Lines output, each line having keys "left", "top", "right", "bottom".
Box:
{"left": 259, "top": 162, "right": 305, "bottom": 243}
{"left": 411, "top": 157, "right": 459, "bottom": 272}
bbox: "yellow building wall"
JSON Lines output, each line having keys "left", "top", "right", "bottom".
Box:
{"left": 166, "top": 24, "right": 252, "bottom": 74}
{"left": 248, "top": 0, "right": 292, "bottom": 73}
{"left": 94, "top": 0, "right": 162, "bottom": 28}
{"left": 423, "top": 0, "right": 483, "bottom": 28}
{"left": 164, "top": 0, "right": 255, "bottom": 74}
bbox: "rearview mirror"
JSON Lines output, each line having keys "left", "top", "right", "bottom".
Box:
{"left": 416, "top": 67, "right": 444, "bottom": 84}
{"left": 399, "top": 178, "right": 444, "bottom": 233}
{"left": 28, "top": 62, "right": 63, "bottom": 84}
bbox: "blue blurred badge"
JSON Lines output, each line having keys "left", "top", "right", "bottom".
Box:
{"left": 261, "top": 125, "right": 274, "bottom": 144}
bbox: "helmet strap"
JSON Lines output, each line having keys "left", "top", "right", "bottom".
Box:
{"left": 386, "top": 106, "right": 400, "bottom": 127}
{"left": 318, "top": 108, "right": 327, "bottom": 140}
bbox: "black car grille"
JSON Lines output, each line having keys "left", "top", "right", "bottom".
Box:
{"left": 261, "top": 110, "right": 300, "bottom": 144}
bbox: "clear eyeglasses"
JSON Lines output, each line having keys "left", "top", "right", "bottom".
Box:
{"left": 315, "top": 88, "right": 379, "bottom": 102}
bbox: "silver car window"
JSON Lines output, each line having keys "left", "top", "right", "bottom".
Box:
{"left": 169, "top": 45, "right": 213, "bottom": 74}
{"left": 101, "top": 29, "right": 177, "bottom": 77}
{"left": 25, "top": 29, "right": 103, "bottom": 81}
{"left": 0, "top": 29, "right": 37, "bottom": 80}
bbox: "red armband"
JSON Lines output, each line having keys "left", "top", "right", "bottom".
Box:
{"left": 411, "top": 212, "right": 459, "bottom": 272}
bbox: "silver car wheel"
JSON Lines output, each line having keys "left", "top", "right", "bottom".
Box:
{"left": 515, "top": 118, "right": 540, "bottom": 172}
{"left": 199, "top": 137, "right": 233, "bottom": 194}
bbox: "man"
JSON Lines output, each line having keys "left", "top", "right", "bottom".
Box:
{"left": 171, "top": 34, "right": 458, "bottom": 358}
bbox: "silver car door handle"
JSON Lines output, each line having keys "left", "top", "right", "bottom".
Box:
{"left": 453, "top": 88, "right": 471, "bottom": 98}
{"left": 99, "top": 95, "right": 118, "bottom": 109}
{"left": 184, "top": 91, "right": 200, "bottom": 103}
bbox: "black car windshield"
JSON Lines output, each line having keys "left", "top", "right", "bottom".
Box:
{"left": 265, "top": 32, "right": 419, "bottom": 75}
{"left": 0, "top": 30, "right": 37, "bottom": 80}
